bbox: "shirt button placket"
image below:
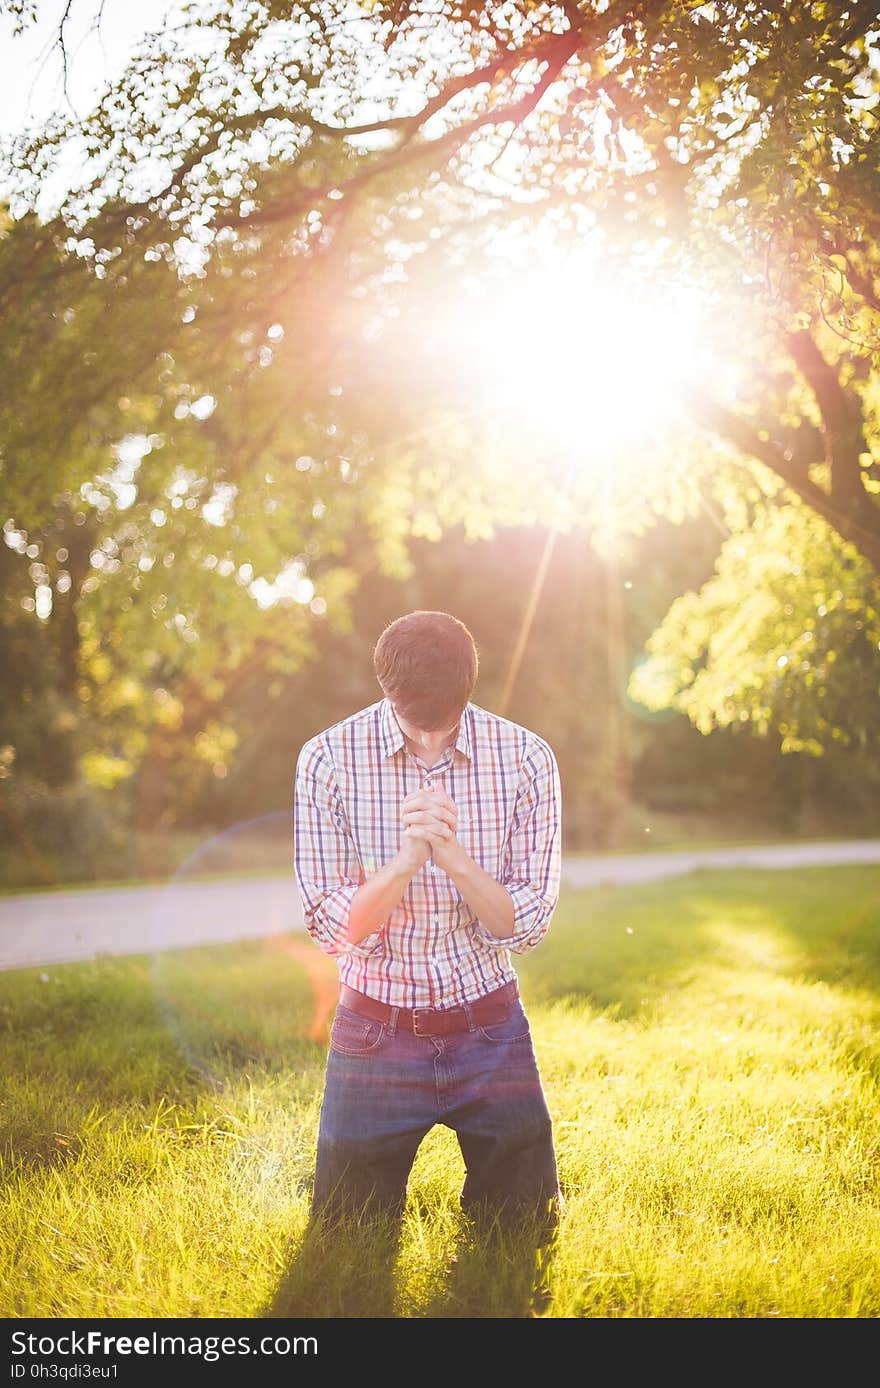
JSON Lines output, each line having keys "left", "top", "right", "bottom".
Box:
{"left": 425, "top": 774, "right": 436, "bottom": 871}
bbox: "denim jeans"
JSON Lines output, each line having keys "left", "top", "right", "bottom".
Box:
{"left": 311, "top": 988, "right": 560, "bottom": 1235}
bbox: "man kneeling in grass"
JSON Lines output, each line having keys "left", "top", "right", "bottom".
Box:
{"left": 294, "top": 609, "right": 562, "bottom": 1256}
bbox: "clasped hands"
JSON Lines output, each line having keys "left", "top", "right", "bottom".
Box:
{"left": 399, "top": 784, "right": 463, "bottom": 873}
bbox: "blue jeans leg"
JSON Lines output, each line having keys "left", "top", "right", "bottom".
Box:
{"left": 311, "top": 1003, "right": 435, "bottom": 1221}
{"left": 444, "top": 997, "right": 560, "bottom": 1233}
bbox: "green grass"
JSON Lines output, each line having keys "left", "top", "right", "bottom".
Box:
{"left": 2, "top": 864, "right": 879, "bottom": 1318}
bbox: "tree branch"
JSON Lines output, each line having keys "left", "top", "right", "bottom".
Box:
{"left": 785, "top": 329, "right": 870, "bottom": 516}
{"left": 837, "top": 248, "right": 880, "bottom": 314}
{"left": 216, "top": 32, "right": 581, "bottom": 233}
{"left": 684, "top": 385, "right": 880, "bottom": 570}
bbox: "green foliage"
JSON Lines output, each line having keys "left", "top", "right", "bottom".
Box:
{"left": 0, "top": 771, "right": 137, "bottom": 886}
{"left": 629, "top": 500, "right": 880, "bottom": 754}
{"left": 1, "top": 0, "right": 879, "bottom": 829}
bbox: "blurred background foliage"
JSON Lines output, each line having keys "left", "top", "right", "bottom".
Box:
{"left": 1, "top": 0, "right": 879, "bottom": 887}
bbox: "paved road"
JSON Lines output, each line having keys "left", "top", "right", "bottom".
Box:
{"left": 2, "top": 839, "right": 880, "bottom": 972}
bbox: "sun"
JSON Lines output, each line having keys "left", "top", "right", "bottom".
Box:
{"left": 446, "top": 250, "right": 719, "bottom": 469}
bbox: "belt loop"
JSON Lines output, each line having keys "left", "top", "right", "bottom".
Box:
{"left": 387, "top": 1005, "right": 399, "bottom": 1037}
{"left": 463, "top": 999, "right": 475, "bottom": 1033}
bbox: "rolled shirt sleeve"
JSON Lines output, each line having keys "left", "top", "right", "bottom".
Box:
{"left": 293, "top": 737, "right": 379, "bottom": 958}
{"left": 472, "top": 737, "right": 562, "bottom": 955}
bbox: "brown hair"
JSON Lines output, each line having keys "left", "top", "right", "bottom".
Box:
{"left": 373, "top": 610, "right": 479, "bottom": 731}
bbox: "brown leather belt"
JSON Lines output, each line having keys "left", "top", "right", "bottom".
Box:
{"left": 338, "top": 979, "right": 518, "bottom": 1036}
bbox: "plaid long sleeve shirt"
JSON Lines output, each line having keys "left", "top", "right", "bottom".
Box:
{"left": 293, "top": 696, "right": 562, "bottom": 1009}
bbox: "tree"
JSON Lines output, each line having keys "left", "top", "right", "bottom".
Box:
{"left": 6, "top": 3, "right": 878, "bottom": 525}
{"left": 2, "top": 0, "right": 878, "bottom": 822}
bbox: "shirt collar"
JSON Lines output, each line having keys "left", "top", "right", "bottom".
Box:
{"left": 379, "top": 696, "right": 472, "bottom": 763}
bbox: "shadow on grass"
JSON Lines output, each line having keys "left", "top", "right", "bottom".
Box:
{"left": 418, "top": 1214, "right": 559, "bottom": 1318}
{"left": 259, "top": 1203, "right": 559, "bottom": 1319}
{"left": 261, "top": 1208, "right": 402, "bottom": 1319}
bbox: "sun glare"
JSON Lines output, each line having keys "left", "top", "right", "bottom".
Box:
{"left": 451, "top": 253, "right": 717, "bottom": 468}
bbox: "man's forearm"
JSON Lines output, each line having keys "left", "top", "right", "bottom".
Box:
{"left": 439, "top": 843, "right": 516, "bottom": 940}
{"left": 347, "top": 853, "right": 415, "bottom": 945}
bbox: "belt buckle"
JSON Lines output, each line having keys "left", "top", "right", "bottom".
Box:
{"left": 412, "top": 1007, "right": 433, "bottom": 1037}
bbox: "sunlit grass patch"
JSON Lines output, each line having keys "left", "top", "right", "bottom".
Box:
{"left": 1, "top": 865, "right": 879, "bottom": 1317}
